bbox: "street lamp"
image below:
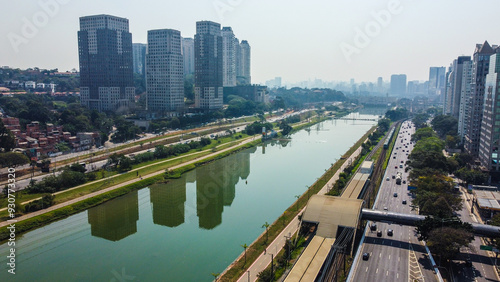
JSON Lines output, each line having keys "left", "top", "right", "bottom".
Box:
{"left": 267, "top": 253, "right": 274, "bottom": 281}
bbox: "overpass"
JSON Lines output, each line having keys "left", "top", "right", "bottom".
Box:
{"left": 283, "top": 197, "right": 500, "bottom": 282}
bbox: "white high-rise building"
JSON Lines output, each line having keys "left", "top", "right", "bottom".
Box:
{"left": 222, "top": 27, "right": 237, "bottom": 87}
{"left": 457, "top": 60, "right": 473, "bottom": 142}
{"left": 146, "top": 29, "right": 184, "bottom": 116}
{"left": 237, "top": 40, "right": 251, "bottom": 85}
{"left": 182, "top": 37, "right": 194, "bottom": 77}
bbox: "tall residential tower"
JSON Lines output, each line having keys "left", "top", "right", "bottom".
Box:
{"left": 464, "top": 42, "right": 496, "bottom": 157}
{"left": 146, "top": 29, "right": 184, "bottom": 116}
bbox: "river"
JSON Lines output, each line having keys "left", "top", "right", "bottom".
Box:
{"left": 0, "top": 111, "right": 383, "bottom": 281}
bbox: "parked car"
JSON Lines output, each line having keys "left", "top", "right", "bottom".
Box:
{"left": 377, "top": 230, "right": 382, "bottom": 237}
{"left": 393, "top": 192, "right": 398, "bottom": 197}
{"left": 387, "top": 229, "right": 393, "bottom": 236}
{"left": 402, "top": 200, "right": 407, "bottom": 205}
{"left": 370, "top": 223, "right": 377, "bottom": 231}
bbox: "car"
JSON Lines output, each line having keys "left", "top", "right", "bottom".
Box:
{"left": 393, "top": 192, "right": 398, "bottom": 197}
{"left": 370, "top": 223, "right": 377, "bottom": 231}
{"left": 395, "top": 166, "right": 398, "bottom": 169}
{"left": 387, "top": 229, "right": 393, "bottom": 236}
{"left": 377, "top": 230, "right": 382, "bottom": 237}
{"left": 401, "top": 160, "right": 404, "bottom": 163}
{"left": 402, "top": 200, "right": 407, "bottom": 204}
{"left": 402, "top": 149, "right": 405, "bottom": 152}
{"left": 393, "top": 156, "right": 396, "bottom": 159}
{"left": 392, "top": 175, "right": 396, "bottom": 179}
{"left": 98, "top": 146, "right": 104, "bottom": 149}
{"left": 399, "top": 164, "right": 403, "bottom": 168}
{"left": 386, "top": 177, "right": 390, "bottom": 181}
{"left": 362, "top": 252, "right": 370, "bottom": 260}
{"left": 403, "top": 180, "right": 406, "bottom": 184}
{"left": 383, "top": 206, "right": 388, "bottom": 211}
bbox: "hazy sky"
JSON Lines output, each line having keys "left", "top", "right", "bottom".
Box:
{"left": 1, "top": 0, "right": 498, "bottom": 85}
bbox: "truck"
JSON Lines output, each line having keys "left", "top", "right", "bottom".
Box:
{"left": 395, "top": 172, "right": 402, "bottom": 185}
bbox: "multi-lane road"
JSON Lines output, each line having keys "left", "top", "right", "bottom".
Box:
{"left": 351, "top": 120, "right": 500, "bottom": 282}
{"left": 351, "top": 121, "right": 438, "bottom": 281}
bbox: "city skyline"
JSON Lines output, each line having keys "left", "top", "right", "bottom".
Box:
{"left": 1, "top": 0, "right": 499, "bottom": 85}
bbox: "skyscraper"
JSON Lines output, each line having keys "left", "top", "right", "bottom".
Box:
{"left": 457, "top": 60, "right": 473, "bottom": 142}
{"left": 132, "top": 43, "right": 146, "bottom": 77}
{"left": 464, "top": 41, "right": 496, "bottom": 157}
{"left": 146, "top": 29, "right": 184, "bottom": 116}
{"left": 479, "top": 47, "right": 500, "bottom": 171}
{"left": 78, "top": 14, "right": 135, "bottom": 112}
{"left": 446, "top": 56, "right": 471, "bottom": 119}
{"left": 181, "top": 37, "right": 194, "bottom": 77}
{"left": 237, "top": 40, "right": 251, "bottom": 85}
{"left": 377, "top": 77, "right": 383, "bottom": 93}
{"left": 194, "top": 21, "right": 223, "bottom": 110}
{"left": 390, "top": 74, "right": 407, "bottom": 96}
{"left": 221, "top": 27, "right": 237, "bottom": 87}
{"left": 428, "top": 67, "right": 446, "bottom": 96}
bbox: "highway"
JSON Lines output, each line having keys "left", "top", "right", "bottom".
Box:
{"left": 450, "top": 186, "right": 499, "bottom": 281}
{"left": 351, "top": 121, "right": 438, "bottom": 282}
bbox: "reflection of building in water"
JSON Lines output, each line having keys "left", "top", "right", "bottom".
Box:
{"left": 185, "top": 169, "right": 196, "bottom": 183}
{"left": 196, "top": 151, "right": 252, "bottom": 229}
{"left": 149, "top": 178, "right": 186, "bottom": 227}
{"left": 240, "top": 148, "right": 254, "bottom": 180}
{"left": 87, "top": 190, "right": 139, "bottom": 241}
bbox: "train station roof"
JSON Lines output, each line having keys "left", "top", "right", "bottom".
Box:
{"left": 302, "top": 195, "right": 363, "bottom": 238}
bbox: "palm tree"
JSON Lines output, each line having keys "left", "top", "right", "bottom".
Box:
{"left": 211, "top": 272, "right": 220, "bottom": 281}
{"left": 241, "top": 243, "right": 248, "bottom": 266}
{"left": 262, "top": 222, "right": 270, "bottom": 243}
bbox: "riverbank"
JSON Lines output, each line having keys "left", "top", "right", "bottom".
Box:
{"left": 0, "top": 112, "right": 330, "bottom": 241}
{"left": 218, "top": 124, "right": 377, "bottom": 281}
{"left": 0, "top": 136, "right": 262, "bottom": 241}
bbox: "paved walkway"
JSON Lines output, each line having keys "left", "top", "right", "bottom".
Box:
{"left": 230, "top": 144, "right": 365, "bottom": 282}
{"left": 0, "top": 137, "right": 257, "bottom": 228}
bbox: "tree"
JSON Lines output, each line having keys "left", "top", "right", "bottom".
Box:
{"left": 257, "top": 268, "right": 274, "bottom": 282}
{"left": 210, "top": 272, "right": 220, "bottom": 281}
{"left": 0, "top": 120, "right": 15, "bottom": 152}
{"left": 385, "top": 108, "right": 409, "bottom": 121}
{"left": 377, "top": 118, "right": 391, "bottom": 132}
{"left": 118, "top": 156, "right": 133, "bottom": 172}
{"left": 262, "top": 222, "right": 270, "bottom": 243}
{"left": 279, "top": 121, "right": 293, "bottom": 136}
{"left": 427, "top": 227, "right": 473, "bottom": 262}
{"left": 411, "top": 127, "right": 437, "bottom": 142}
{"left": 0, "top": 152, "right": 29, "bottom": 168}
{"left": 411, "top": 174, "right": 462, "bottom": 217}
{"left": 412, "top": 113, "right": 430, "bottom": 129}
{"left": 431, "top": 115, "right": 458, "bottom": 138}
{"left": 55, "top": 141, "right": 71, "bottom": 152}
{"left": 241, "top": 243, "right": 248, "bottom": 265}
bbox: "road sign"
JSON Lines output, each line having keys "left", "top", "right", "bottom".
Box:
{"left": 480, "top": 245, "right": 493, "bottom": 251}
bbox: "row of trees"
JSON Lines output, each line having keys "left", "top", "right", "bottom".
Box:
{"left": 108, "top": 138, "right": 213, "bottom": 173}
{"left": 407, "top": 115, "right": 482, "bottom": 264}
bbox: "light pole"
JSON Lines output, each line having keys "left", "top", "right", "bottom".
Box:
{"left": 267, "top": 253, "right": 274, "bottom": 281}
{"left": 295, "top": 195, "right": 300, "bottom": 211}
